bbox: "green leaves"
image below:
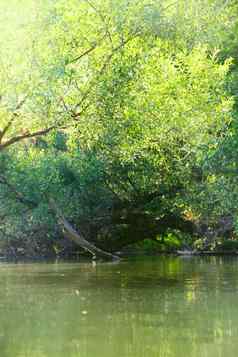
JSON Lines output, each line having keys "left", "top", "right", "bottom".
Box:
{"left": 0, "top": 0, "right": 237, "bottom": 249}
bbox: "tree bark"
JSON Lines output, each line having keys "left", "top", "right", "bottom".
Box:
{"left": 49, "top": 198, "right": 120, "bottom": 261}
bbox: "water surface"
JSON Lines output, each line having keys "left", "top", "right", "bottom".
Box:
{"left": 0, "top": 256, "right": 238, "bottom": 357}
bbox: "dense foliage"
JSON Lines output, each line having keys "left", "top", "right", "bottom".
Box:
{"left": 0, "top": 0, "right": 238, "bottom": 257}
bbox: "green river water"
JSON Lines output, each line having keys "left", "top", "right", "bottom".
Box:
{"left": 0, "top": 256, "right": 238, "bottom": 357}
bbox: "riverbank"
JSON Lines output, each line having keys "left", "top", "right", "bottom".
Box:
{"left": 2, "top": 248, "right": 238, "bottom": 262}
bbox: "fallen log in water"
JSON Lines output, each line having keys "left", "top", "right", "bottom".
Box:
{"left": 49, "top": 198, "right": 120, "bottom": 261}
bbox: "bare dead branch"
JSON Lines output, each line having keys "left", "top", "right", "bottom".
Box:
{"left": 49, "top": 198, "right": 120, "bottom": 260}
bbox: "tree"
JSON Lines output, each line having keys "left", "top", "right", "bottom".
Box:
{"left": 0, "top": 0, "right": 236, "bottom": 257}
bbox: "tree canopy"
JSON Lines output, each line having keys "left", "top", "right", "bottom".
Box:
{"left": 1, "top": 0, "right": 238, "bottom": 258}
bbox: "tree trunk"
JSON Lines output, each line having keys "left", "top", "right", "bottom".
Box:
{"left": 49, "top": 198, "right": 120, "bottom": 261}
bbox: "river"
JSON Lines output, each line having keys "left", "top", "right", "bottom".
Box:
{"left": 0, "top": 256, "right": 238, "bottom": 356}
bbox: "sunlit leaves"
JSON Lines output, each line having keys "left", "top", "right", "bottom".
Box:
{"left": 0, "top": 0, "right": 237, "bottom": 246}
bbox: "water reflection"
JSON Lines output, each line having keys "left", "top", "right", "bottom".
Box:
{"left": 0, "top": 256, "right": 238, "bottom": 356}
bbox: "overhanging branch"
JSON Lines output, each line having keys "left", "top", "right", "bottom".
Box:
{"left": 0, "top": 125, "right": 56, "bottom": 150}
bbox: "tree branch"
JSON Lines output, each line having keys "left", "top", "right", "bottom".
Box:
{"left": 0, "top": 95, "right": 29, "bottom": 144}
{"left": 0, "top": 115, "right": 16, "bottom": 144}
{"left": 49, "top": 198, "right": 119, "bottom": 260}
{"left": 0, "top": 125, "right": 56, "bottom": 150}
{"left": 86, "top": 0, "right": 113, "bottom": 46}
{"left": 0, "top": 174, "right": 37, "bottom": 207}
{"left": 71, "top": 32, "right": 139, "bottom": 118}
{"left": 69, "top": 43, "right": 98, "bottom": 65}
